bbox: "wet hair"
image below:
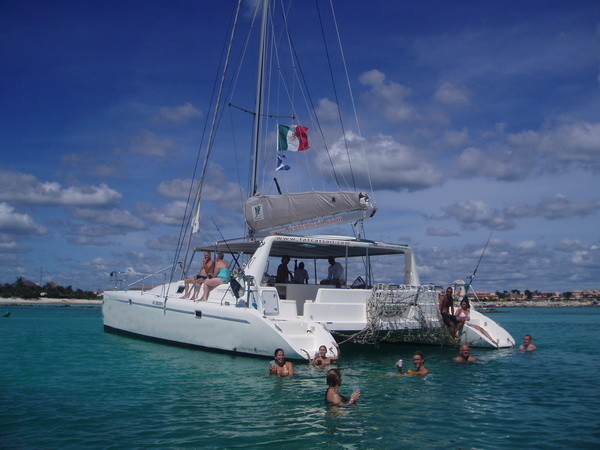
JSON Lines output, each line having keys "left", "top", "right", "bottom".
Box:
{"left": 413, "top": 351, "right": 424, "bottom": 360}
{"left": 524, "top": 334, "right": 532, "bottom": 339}
{"left": 274, "top": 348, "right": 284, "bottom": 357}
{"left": 326, "top": 368, "right": 342, "bottom": 387}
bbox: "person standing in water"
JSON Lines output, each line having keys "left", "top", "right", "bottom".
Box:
{"left": 325, "top": 368, "right": 361, "bottom": 406}
{"left": 519, "top": 334, "right": 537, "bottom": 351}
{"left": 453, "top": 344, "right": 479, "bottom": 362}
{"left": 305, "top": 342, "right": 340, "bottom": 366}
{"left": 269, "top": 348, "right": 295, "bottom": 377}
{"left": 405, "top": 351, "right": 429, "bottom": 376}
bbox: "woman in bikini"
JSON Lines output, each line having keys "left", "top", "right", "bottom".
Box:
{"left": 269, "top": 348, "right": 295, "bottom": 377}
{"left": 455, "top": 298, "right": 471, "bottom": 336}
{"left": 198, "top": 251, "right": 229, "bottom": 301}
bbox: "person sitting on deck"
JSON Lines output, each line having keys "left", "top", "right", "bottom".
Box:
{"left": 276, "top": 255, "right": 292, "bottom": 283}
{"left": 320, "top": 257, "right": 344, "bottom": 287}
{"left": 439, "top": 287, "right": 458, "bottom": 338}
{"left": 455, "top": 298, "right": 471, "bottom": 336}
{"left": 293, "top": 261, "right": 309, "bottom": 284}
{"left": 181, "top": 251, "right": 215, "bottom": 300}
{"left": 198, "top": 251, "right": 229, "bottom": 301}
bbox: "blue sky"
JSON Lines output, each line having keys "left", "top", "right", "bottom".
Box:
{"left": 1, "top": 0, "right": 599, "bottom": 293}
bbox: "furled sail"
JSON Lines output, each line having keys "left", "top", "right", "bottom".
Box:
{"left": 245, "top": 191, "right": 377, "bottom": 235}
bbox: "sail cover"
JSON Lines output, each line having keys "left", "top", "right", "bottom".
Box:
{"left": 245, "top": 191, "right": 377, "bottom": 234}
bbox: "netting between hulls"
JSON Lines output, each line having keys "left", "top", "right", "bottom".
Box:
{"left": 336, "top": 284, "right": 455, "bottom": 346}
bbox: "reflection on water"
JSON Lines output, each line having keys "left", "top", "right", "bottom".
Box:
{"left": 0, "top": 307, "right": 599, "bottom": 447}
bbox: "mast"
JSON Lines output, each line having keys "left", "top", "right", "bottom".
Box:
{"left": 249, "top": 0, "right": 269, "bottom": 200}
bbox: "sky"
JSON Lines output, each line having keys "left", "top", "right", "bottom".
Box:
{"left": 1, "top": 0, "right": 599, "bottom": 293}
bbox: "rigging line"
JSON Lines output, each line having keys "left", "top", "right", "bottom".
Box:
{"left": 191, "top": 0, "right": 244, "bottom": 240}
{"left": 210, "top": 217, "right": 242, "bottom": 271}
{"left": 279, "top": 6, "right": 343, "bottom": 189}
{"left": 169, "top": 2, "right": 239, "bottom": 283}
{"left": 329, "top": 0, "right": 375, "bottom": 200}
{"left": 228, "top": 110, "right": 247, "bottom": 229}
{"left": 468, "top": 230, "right": 494, "bottom": 291}
{"left": 315, "top": 0, "right": 356, "bottom": 191}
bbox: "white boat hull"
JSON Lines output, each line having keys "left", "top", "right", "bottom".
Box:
{"left": 102, "top": 282, "right": 337, "bottom": 360}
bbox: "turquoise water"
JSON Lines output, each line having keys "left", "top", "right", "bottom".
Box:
{"left": 1, "top": 307, "right": 599, "bottom": 448}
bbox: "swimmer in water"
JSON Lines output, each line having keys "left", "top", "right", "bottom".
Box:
{"left": 453, "top": 344, "right": 479, "bottom": 362}
{"left": 405, "top": 351, "right": 429, "bottom": 376}
{"left": 305, "top": 341, "right": 340, "bottom": 366}
{"left": 325, "top": 368, "right": 361, "bottom": 406}
{"left": 519, "top": 334, "right": 537, "bottom": 352}
{"left": 268, "top": 348, "right": 295, "bottom": 377}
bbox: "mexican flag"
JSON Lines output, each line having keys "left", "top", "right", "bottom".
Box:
{"left": 278, "top": 124, "right": 309, "bottom": 151}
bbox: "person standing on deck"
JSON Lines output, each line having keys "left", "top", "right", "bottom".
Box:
{"left": 276, "top": 256, "right": 292, "bottom": 283}
{"left": 293, "top": 261, "right": 309, "bottom": 284}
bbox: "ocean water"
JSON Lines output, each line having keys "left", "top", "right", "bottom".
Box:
{"left": 1, "top": 306, "right": 599, "bottom": 448}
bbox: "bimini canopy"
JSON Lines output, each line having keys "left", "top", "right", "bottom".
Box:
{"left": 244, "top": 191, "right": 377, "bottom": 235}
{"left": 195, "top": 235, "right": 411, "bottom": 260}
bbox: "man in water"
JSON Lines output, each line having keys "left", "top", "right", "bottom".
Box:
{"left": 519, "top": 334, "right": 537, "bottom": 351}
{"left": 439, "top": 287, "right": 458, "bottom": 338}
{"left": 453, "top": 344, "right": 479, "bottom": 362}
{"left": 405, "top": 351, "right": 429, "bottom": 376}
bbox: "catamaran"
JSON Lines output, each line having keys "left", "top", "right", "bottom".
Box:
{"left": 103, "top": 0, "right": 514, "bottom": 358}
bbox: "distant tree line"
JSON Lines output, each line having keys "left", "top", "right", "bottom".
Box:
{"left": 0, "top": 277, "right": 101, "bottom": 300}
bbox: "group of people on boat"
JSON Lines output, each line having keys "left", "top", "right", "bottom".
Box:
{"left": 439, "top": 287, "right": 471, "bottom": 338}
{"left": 181, "top": 251, "right": 231, "bottom": 301}
{"left": 275, "top": 255, "right": 344, "bottom": 287}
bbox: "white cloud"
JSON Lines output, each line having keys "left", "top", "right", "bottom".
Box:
{"left": 130, "top": 129, "right": 179, "bottom": 156}
{"left": 318, "top": 132, "right": 442, "bottom": 191}
{"left": 0, "top": 202, "right": 46, "bottom": 235}
{"left": 72, "top": 207, "right": 147, "bottom": 230}
{"left": 136, "top": 201, "right": 186, "bottom": 226}
{"left": 434, "top": 81, "right": 470, "bottom": 106}
{"left": 0, "top": 170, "right": 121, "bottom": 207}
{"left": 438, "top": 200, "right": 516, "bottom": 230}
{"left": 505, "top": 194, "right": 600, "bottom": 219}
{"left": 315, "top": 98, "right": 339, "bottom": 122}
{"left": 443, "top": 128, "right": 470, "bottom": 147}
{"left": 426, "top": 227, "right": 460, "bottom": 237}
{"left": 156, "top": 102, "right": 202, "bottom": 124}
{"left": 359, "top": 69, "right": 416, "bottom": 122}
{"left": 157, "top": 165, "right": 243, "bottom": 202}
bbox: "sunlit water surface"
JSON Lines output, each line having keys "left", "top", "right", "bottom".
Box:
{"left": 1, "top": 306, "right": 599, "bottom": 448}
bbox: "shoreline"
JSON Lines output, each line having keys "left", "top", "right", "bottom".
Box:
{"left": 0, "top": 298, "right": 103, "bottom": 307}
{"left": 0, "top": 297, "right": 597, "bottom": 308}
